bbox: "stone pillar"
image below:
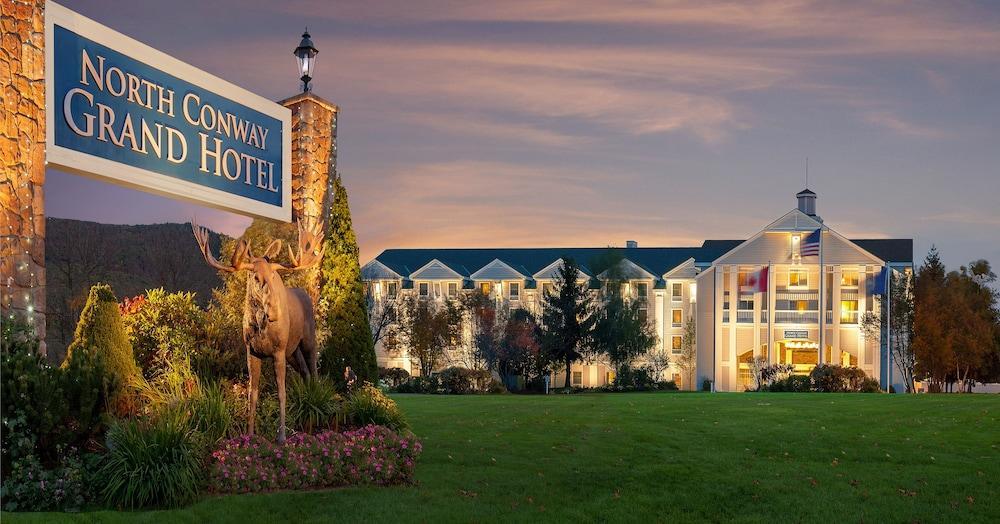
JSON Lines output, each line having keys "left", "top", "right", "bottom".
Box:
{"left": 279, "top": 92, "right": 338, "bottom": 301}
{"left": 1, "top": 0, "right": 46, "bottom": 353}
{"left": 279, "top": 92, "right": 339, "bottom": 227}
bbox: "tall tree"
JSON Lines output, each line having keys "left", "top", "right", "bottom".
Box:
{"left": 948, "top": 261, "right": 998, "bottom": 391}
{"left": 676, "top": 316, "right": 697, "bottom": 390}
{"left": 913, "top": 246, "right": 953, "bottom": 390}
{"left": 590, "top": 286, "right": 657, "bottom": 373}
{"left": 391, "top": 296, "right": 462, "bottom": 376}
{"left": 319, "top": 175, "right": 378, "bottom": 388}
{"left": 539, "top": 258, "right": 595, "bottom": 388}
{"left": 862, "top": 271, "right": 916, "bottom": 392}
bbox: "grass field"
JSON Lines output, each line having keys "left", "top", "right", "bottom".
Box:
{"left": 6, "top": 393, "right": 999, "bottom": 523}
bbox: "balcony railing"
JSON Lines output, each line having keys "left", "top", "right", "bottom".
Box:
{"left": 761, "top": 310, "right": 768, "bottom": 323}
{"left": 840, "top": 311, "right": 859, "bottom": 324}
{"left": 722, "top": 311, "right": 729, "bottom": 323}
{"left": 736, "top": 310, "right": 755, "bottom": 323}
{"left": 774, "top": 310, "right": 819, "bottom": 324}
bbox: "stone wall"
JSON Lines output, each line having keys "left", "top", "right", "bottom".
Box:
{"left": 1, "top": 0, "right": 46, "bottom": 353}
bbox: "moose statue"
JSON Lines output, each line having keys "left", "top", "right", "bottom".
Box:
{"left": 192, "top": 220, "right": 325, "bottom": 443}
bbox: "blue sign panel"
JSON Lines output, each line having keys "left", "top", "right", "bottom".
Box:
{"left": 46, "top": 2, "right": 291, "bottom": 221}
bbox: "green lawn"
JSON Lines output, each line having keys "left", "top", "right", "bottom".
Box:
{"left": 7, "top": 393, "right": 999, "bottom": 523}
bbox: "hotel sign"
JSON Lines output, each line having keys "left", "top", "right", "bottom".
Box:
{"left": 784, "top": 330, "right": 809, "bottom": 340}
{"left": 45, "top": 1, "right": 291, "bottom": 221}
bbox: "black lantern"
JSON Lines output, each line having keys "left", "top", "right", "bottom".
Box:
{"left": 294, "top": 29, "right": 318, "bottom": 92}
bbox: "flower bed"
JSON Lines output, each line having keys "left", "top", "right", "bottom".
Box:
{"left": 208, "top": 425, "right": 421, "bottom": 493}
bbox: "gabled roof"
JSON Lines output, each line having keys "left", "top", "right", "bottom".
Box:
{"left": 597, "top": 258, "right": 656, "bottom": 280}
{"left": 366, "top": 237, "right": 911, "bottom": 283}
{"left": 410, "top": 259, "right": 463, "bottom": 280}
{"left": 764, "top": 209, "right": 823, "bottom": 232}
{"left": 470, "top": 259, "right": 527, "bottom": 280}
{"left": 852, "top": 239, "right": 913, "bottom": 264}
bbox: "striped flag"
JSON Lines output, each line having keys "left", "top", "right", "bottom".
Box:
{"left": 801, "top": 229, "right": 821, "bottom": 257}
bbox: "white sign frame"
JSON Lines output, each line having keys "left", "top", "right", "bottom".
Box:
{"left": 44, "top": 1, "right": 292, "bottom": 222}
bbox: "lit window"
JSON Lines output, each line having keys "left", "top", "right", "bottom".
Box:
{"left": 418, "top": 282, "right": 429, "bottom": 297}
{"left": 509, "top": 282, "right": 520, "bottom": 300}
{"left": 637, "top": 282, "right": 648, "bottom": 298}
{"left": 672, "top": 309, "right": 682, "bottom": 326}
{"left": 572, "top": 371, "right": 583, "bottom": 385}
{"left": 672, "top": 283, "right": 683, "bottom": 301}
{"left": 672, "top": 336, "right": 683, "bottom": 352}
{"left": 789, "top": 270, "right": 808, "bottom": 288}
{"left": 840, "top": 300, "right": 859, "bottom": 324}
{"left": 841, "top": 271, "right": 859, "bottom": 287}
{"left": 480, "top": 282, "right": 492, "bottom": 295}
{"left": 542, "top": 283, "right": 555, "bottom": 296}
{"left": 448, "top": 282, "right": 458, "bottom": 297}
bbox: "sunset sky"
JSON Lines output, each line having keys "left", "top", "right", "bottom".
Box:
{"left": 47, "top": 0, "right": 1000, "bottom": 270}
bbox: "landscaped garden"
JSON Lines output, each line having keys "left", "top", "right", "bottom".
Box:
{"left": 5, "top": 392, "right": 996, "bottom": 522}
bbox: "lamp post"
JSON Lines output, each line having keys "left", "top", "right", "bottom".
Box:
{"left": 294, "top": 29, "right": 318, "bottom": 92}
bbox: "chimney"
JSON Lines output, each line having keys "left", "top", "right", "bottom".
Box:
{"left": 796, "top": 188, "right": 817, "bottom": 217}
{"left": 626, "top": 240, "right": 638, "bottom": 249}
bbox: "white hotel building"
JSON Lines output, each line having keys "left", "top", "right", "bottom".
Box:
{"left": 361, "top": 191, "right": 912, "bottom": 392}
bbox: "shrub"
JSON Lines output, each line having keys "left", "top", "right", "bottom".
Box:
{"left": 810, "top": 364, "right": 875, "bottom": 393}
{"left": 208, "top": 425, "right": 421, "bottom": 493}
{"left": 2, "top": 319, "right": 108, "bottom": 470}
{"left": 766, "top": 374, "right": 812, "bottom": 392}
{"left": 859, "top": 378, "right": 881, "bottom": 393}
{"left": 96, "top": 410, "right": 203, "bottom": 509}
{"left": 345, "top": 383, "right": 407, "bottom": 431}
{"left": 64, "top": 284, "right": 143, "bottom": 412}
{"left": 288, "top": 375, "right": 343, "bottom": 434}
{"left": 378, "top": 367, "right": 410, "bottom": 389}
{"left": 122, "top": 288, "right": 206, "bottom": 380}
{"left": 394, "top": 375, "right": 441, "bottom": 394}
{"left": 1, "top": 447, "right": 93, "bottom": 512}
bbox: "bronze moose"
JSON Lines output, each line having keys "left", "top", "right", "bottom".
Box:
{"left": 192, "top": 220, "right": 324, "bottom": 443}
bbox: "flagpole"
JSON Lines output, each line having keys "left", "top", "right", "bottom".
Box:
{"left": 818, "top": 227, "right": 824, "bottom": 365}
{"left": 885, "top": 265, "right": 892, "bottom": 393}
{"left": 767, "top": 260, "right": 772, "bottom": 366}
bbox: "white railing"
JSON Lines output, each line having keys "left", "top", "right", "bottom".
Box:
{"left": 775, "top": 311, "right": 819, "bottom": 324}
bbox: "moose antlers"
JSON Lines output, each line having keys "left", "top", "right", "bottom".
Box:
{"left": 192, "top": 220, "right": 251, "bottom": 273}
{"left": 191, "top": 219, "right": 325, "bottom": 273}
{"left": 273, "top": 220, "right": 326, "bottom": 272}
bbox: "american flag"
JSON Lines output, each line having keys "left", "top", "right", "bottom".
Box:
{"left": 801, "top": 229, "right": 821, "bottom": 257}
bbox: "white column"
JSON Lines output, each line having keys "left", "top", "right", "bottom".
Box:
{"left": 655, "top": 291, "right": 665, "bottom": 352}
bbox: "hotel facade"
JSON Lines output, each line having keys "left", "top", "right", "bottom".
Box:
{"left": 361, "top": 191, "right": 913, "bottom": 392}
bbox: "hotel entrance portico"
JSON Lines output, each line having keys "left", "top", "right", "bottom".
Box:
{"left": 776, "top": 339, "right": 819, "bottom": 374}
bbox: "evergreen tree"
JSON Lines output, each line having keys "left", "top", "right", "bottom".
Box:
{"left": 319, "top": 175, "right": 377, "bottom": 388}
{"left": 539, "top": 258, "right": 595, "bottom": 388}
{"left": 913, "top": 246, "right": 952, "bottom": 389}
{"left": 64, "top": 284, "right": 140, "bottom": 386}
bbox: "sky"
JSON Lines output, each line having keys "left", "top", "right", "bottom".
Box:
{"left": 47, "top": 0, "right": 1000, "bottom": 271}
